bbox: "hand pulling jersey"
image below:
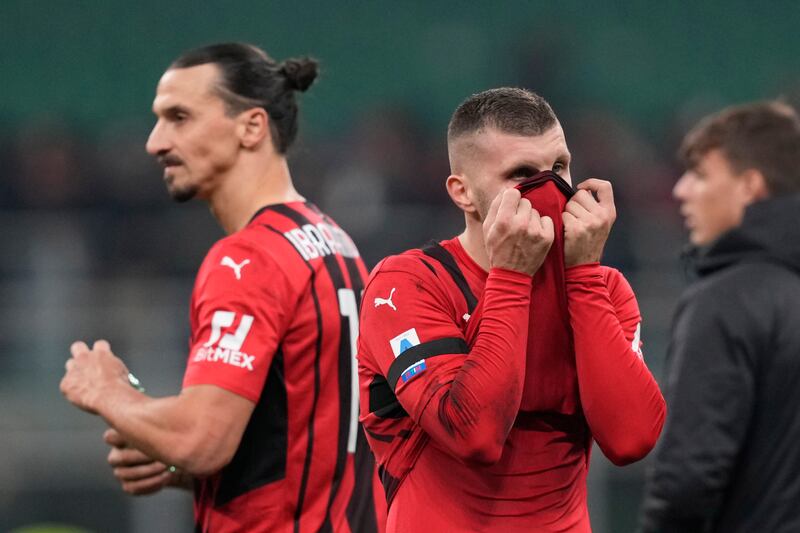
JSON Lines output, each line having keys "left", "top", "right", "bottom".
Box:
{"left": 358, "top": 173, "right": 665, "bottom": 532}
{"left": 183, "top": 202, "right": 387, "bottom": 533}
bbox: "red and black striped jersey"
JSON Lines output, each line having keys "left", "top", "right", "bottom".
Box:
{"left": 357, "top": 175, "right": 665, "bottom": 532}
{"left": 183, "top": 202, "right": 386, "bottom": 533}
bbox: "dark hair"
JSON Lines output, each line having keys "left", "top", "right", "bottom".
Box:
{"left": 171, "top": 42, "right": 318, "bottom": 154}
{"left": 448, "top": 87, "right": 558, "bottom": 141}
{"left": 680, "top": 101, "right": 800, "bottom": 196}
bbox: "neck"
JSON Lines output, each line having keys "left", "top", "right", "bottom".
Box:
{"left": 458, "top": 214, "right": 490, "bottom": 270}
{"left": 208, "top": 152, "right": 304, "bottom": 234}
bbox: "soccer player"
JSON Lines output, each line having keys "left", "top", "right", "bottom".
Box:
{"left": 639, "top": 102, "right": 800, "bottom": 532}
{"left": 60, "top": 43, "right": 385, "bottom": 533}
{"left": 357, "top": 88, "right": 666, "bottom": 532}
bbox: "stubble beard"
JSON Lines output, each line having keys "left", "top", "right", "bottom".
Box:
{"left": 164, "top": 174, "right": 199, "bottom": 203}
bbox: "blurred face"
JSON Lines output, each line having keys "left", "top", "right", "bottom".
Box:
{"left": 457, "top": 124, "right": 572, "bottom": 219}
{"left": 673, "top": 149, "right": 753, "bottom": 246}
{"left": 146, "top": 64, "right": 241, "bottom": 202}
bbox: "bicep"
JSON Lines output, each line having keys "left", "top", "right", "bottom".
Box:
{"left": 359, "top": 268, "right": 467, "bottom": 421}
{"left": 179, "top": 385, "right": 256, "bottom": 458}
{"left": 185, "top": 243, "right": 291, "bottom": 402}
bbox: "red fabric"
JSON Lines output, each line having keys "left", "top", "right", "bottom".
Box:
{"left": 185, "top": 202, "right": 385, "bottom": 533}
{"left": 359, "top": 180, "right": 664, "bottom": 532}
{"left": 567, "top": 264, "right": 666, "bottom": 465}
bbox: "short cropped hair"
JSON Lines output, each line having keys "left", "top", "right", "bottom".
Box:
{"left": 680, "top": 101, "right": 800, "bottom": 195}
{"left": 448, "top": 88, "right": 558, "bottom": 141}
{"left": 171, "top": 42, "right": 318, "bottom": 154}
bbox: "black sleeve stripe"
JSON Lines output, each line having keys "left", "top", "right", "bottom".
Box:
{"left": 420, "top": 242, "right": 478, "bottom": 314}
{"left": 387, "top": 337, "right": 468, "bottom": 391}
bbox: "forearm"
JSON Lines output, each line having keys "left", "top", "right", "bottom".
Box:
{"left": 420, "top": 268, "right": 531, "bottom": 463}
{"left": 94, "top": 385, "right": 231, "bottom": 476}
{"left": 567, "top": 264, "right": 665, "bottom": 464}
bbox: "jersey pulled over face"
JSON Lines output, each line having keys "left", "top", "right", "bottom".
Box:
{"left": 358, "top": 176, "right": 664, "bottom": 532}
{"left": 184, "top": 201, "right": 385, "bottom": 533}
{"left": 458, "top": 124, "right": 572, "bottom": 221}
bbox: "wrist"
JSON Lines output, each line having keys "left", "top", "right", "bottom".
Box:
{"left": 90, "top": 374, "right": 134, "bottom": 416}
{"left": 565, "top": 262, "right": 602, "bottom": 281}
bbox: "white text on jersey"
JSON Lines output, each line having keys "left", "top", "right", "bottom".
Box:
{"left": 284, "top": 222, "right": 360, "bottom": 261}
{"left": 193, "top": 346, "right": 255, "bottom": 371}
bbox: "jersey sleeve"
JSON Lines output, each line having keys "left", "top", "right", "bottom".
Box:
{"left": 358, "top": 255, "right": 533, "bottom": 463}
{"left": 183, "top": 238, "right": 293, "bottom": 403}
{"left": 566, "top": 263, "right": 666, "bottom": 465}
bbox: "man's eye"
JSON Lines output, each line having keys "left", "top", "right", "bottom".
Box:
{"left": 553, "top": 162, "right": 566, "bottom": 173}
{"left": 510, "top": 166, "right": 538, "bottom": 179}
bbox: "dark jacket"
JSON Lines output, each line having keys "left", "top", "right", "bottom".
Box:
{"left": 639, "top": 194, "right": 800, "bottom": 533}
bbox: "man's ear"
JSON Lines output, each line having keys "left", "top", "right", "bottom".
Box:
{"left": 447, "top": 174, "right": 477, "bottom": 214}
{"left": 740, "top": 168, "right": 770, "bottom": 203}
{"left": 238, "top": 108, "right": 272, "bottom": 149}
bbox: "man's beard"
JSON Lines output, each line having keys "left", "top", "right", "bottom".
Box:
{"left": 165, "top": 175, "right": 198, "bottom": 203}
{"left": 473, "top": 188, "right": 491, "bottom": 222}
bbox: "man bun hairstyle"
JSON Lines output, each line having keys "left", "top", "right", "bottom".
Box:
{"left": 171, "top": 42, "right": 319, "bottom": 154}
{"left": 281, "top": 58, "right": 318, "bottom": 92}
{"left": 448, "top": 87, "right": 558, "bottom": 141}
{"left": 680, "top": 100, "right": 800, "bottom": 196}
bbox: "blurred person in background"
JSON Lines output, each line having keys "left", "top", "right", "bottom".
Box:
{"left": 639, "top": 101, "right": 800, "bottom": 532}
{"left": 60, "top": 42, "right": 385, "bottom": 533}
{"left": 357, "top": 88, "right": 665, "bottom": 532}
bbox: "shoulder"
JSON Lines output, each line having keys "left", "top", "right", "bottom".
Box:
{"left": 195, "top": 230, "right": 296, "bottom": 297}
{"left": 679, "top": 261, "right": 791, "bottom": 323}
{"left": 368, "top": 249, "right": 439, "bottom": 285}
{"left": 363, "top": 249, "right": 454, "bottom": 313}
{"left": 683, "top": 262, "right": 773, "bottom": 307}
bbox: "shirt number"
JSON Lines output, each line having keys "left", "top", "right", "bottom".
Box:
{"left": 338, "top": 288, "right": 360, "bottom": 454}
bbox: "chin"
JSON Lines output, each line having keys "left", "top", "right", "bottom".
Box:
{"left": 167, "top": 184, "right": 199, "bottom": 203}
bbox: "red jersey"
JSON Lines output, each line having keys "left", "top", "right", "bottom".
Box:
{"left": 183, "top": 202, "right": 387, "bottom": 533}
{"left": 358, "top": 177, "right": 665, "bottom": 532}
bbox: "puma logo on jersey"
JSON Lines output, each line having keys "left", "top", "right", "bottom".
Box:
{"left": 374, "top": 288, "right": 397, "bottom": 311}
{"left": 221, "top": 256, "right": 250, "bottom": 280}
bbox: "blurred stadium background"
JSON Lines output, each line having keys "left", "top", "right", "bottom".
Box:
{"left": 1, "top": 1, "right": 799, "bottom": 531}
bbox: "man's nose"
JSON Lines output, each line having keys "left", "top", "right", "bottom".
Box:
{"left": 145, "top": 120, "right": 170, "bottom": 156}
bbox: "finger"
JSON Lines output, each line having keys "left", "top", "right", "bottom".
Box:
{"left": 514, "top": 197, "right": 532, "bottom": 220}
{"left": 70, "top": 341, "right": 90, "bottom": 358}
{"left": 539, "top": 215, "right": 555, "bottom": 242}
{"left": 104, "top": 428, "right": 126, "bottom": 447}
{"left": 578, "top": 178, "right": 614, "bottom": 206}
{"left": 93, "top": 339, "right": 111, "bottom": 352}
{"left": 570, "top": 189, "right": 604, "bottom": 214}
{"left": 565, "top": 198, "right": 592, "bottom": 218}
{"left": 121, "top": 472, "right": 171, "bottom": 496}
{"left": 108, "top": 446, "right": 153, "bottom": 467}
{"left": 561, "top": 211, "right": 579, "bottom": 227}
{"left": 496, "top": 188, "right": 521, "bottom": 223}
{"left": 114, "top": 461, "right": 168, "bottom": 482}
